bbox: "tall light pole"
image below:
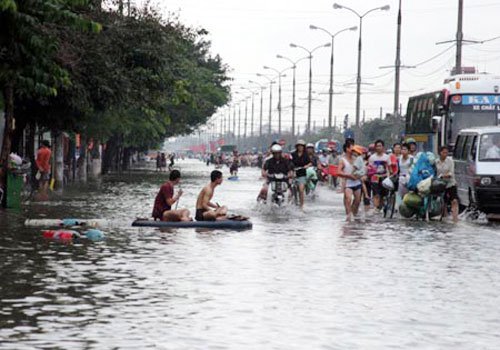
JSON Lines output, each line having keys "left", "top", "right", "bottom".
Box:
{"left": 277, "top": 54, "right": 309, "bottom": 138}
{"left": 309, "top": 24, "right": 357, "bottom": 131}
{"left": 241, "top": 87, "right": 256, "bottom": 139}
{"left": 249, "top": 80, "right": 266, "bottom": 148}
{"left": 333, "top": 3, "right": 390, "bottom": 127}
{"left": 263, "top": 66, "right": 289, "bottom": 136}
{"left": 290, "top": 42, "right": 331, "bottom": 135}
{"left": 257, "top": 73, "right": 276, "bottom": 143}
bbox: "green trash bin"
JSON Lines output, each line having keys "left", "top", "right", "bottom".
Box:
{"left": 7, "top": 171, "right": 23, "bottom": 209}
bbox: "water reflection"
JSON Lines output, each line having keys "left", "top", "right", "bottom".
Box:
{"left": 0, "top": 159, "right": 499, "bottom": 349}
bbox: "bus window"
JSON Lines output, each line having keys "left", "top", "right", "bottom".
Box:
{"left": 454, "top": 135, "right": 466, "bottom": 160}
{"left": 462, "top": 135, "right": 473, "bottom": 160}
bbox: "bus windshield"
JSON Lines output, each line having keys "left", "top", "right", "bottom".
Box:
{"left": 479, "top": 133, "right": 500, "bottom": 161}
{"left": 449, "top": 103, "right": 499, "bottom": 143}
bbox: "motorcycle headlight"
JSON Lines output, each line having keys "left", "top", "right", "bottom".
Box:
{"left": 480, "top": 177, "right": 492, "bottom": 186}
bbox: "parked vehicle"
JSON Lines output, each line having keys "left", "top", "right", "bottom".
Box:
{"left": 453, "top": 126, "right": 500, "bottom": 215}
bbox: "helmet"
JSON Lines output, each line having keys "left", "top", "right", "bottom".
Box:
{"left": 406, "top": 137, "right": 416, "bottom": 144}
{"left": 306, "top": 143, "right": 314, "bottom": 149}
{"left": 271, "top": 144, "right": 282, "bottom": 153}
{"left": 295, "top": 139, "right": 306, "bottom": 147}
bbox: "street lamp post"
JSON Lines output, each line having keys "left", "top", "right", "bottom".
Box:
{"left": 333, "top": 3, "right": 390, "bottom": 127}
{"left": 263, "top": 66, "right": 289, "bottom": 136}
{"left": 309, "top": 24, "right": 357, "bottom": 131}
{"left": 290, "top": 42, "right": 331, "bottom": 135}
{"left": 276, "top": 54, "right": 309, "bottom": 138}
{"left": 257, "top": 73, "right": 276, "bottom": 143}
{"left": 248, "top": 80, "right": 266, "bottom": 147}
{"left": 241, "top": 87, "right": 256, "bottom": 140}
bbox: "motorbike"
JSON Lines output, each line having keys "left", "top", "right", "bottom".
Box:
{"left": 268, "top": 173, "right": 288, "bottom": 206}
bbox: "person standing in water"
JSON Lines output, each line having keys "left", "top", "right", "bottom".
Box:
{"left": 337, "top": 141, "right": 362, "bottom": 221}
{"left": 35, "top": 140, "right": 52, "bottom": 201}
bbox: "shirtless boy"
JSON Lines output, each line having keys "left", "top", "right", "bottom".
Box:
{"left": 195, "top": 170, "right": 228, "bottom": 221}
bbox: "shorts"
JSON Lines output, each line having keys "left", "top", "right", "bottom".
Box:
{"left": 295, "top": 176, "right": 307, "bottom": 185}
{"left": 346, "top": 184, "right": 362, "bottom": 192}
{"left": 38, "top": 171, "right": 50, "bottom": 181}
{"left": 444, "top": 186, "right": 458, "bottom": 204}
{"left": 195, "top": 208, "right": 215, "bottom": 222}
{"left": 371, "top": 182, "right": 387, "bottom": 197}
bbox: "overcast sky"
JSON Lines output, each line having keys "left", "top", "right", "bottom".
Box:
{"left": 150, "top": 0, "right": 500, "bottom": 133}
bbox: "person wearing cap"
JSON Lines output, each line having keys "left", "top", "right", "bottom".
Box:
{"left": 291, "top": 140, "right": 312, "bottom": 209}
{"left": 338, "top": 141, "right": 363, "bottom": 221}
{"left": 257, "top": 144, "right": 293, "bottom": 202}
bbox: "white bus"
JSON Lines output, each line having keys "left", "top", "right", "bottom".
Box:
{"left": 405, "top": 73, "right": 500, "bottom": 153}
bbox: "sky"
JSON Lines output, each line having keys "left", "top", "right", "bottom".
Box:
{"left": 144, "top": 0, "right": 500, "bottom": 134}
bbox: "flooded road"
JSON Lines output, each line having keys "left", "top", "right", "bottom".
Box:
{"left": 1, "top": 159, "right": 499, "bottom": 349}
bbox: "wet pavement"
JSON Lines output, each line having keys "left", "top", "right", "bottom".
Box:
{"left": 1, "top": 159, "right": 499, "bottom": 349}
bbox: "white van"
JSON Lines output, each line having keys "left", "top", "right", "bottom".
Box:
{"left": 453, "top": 127, "right": 500, "bottom": 214}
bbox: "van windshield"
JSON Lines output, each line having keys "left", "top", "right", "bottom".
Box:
{"left": 479, "top": 133, "right": 500, "bottom": 161}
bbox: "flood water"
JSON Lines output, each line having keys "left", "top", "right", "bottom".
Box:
{"left": 1, "top": 159, "right": 499, "bottom": 349}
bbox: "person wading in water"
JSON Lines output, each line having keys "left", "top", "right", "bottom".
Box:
{"left": 337, "top": 141, "right": 362, "bottom": 221}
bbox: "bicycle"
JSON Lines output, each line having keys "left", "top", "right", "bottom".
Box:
{"left": 382, "top": 175, "right": 399, "bottom": 219}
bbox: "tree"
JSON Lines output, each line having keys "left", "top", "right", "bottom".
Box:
{"left": 0, "top": 0, "right": 100, "bottom": 204}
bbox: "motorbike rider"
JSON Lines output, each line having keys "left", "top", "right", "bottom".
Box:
{"left": 291, "top": 140, "right": 312, "bottom": 209}
{"left": 257, "top": 144, "right": 293, "bottom": 202}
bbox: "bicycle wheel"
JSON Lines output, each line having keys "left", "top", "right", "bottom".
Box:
{"left": 387, "top": 191, "right": 396, "bottom": 218}
{"left": 383, "top": 195, "right": 388, "bottom": 217}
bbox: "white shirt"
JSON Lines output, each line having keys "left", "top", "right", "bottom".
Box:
{"left": 435, "top": 156, "right": 456, "bottom": 187}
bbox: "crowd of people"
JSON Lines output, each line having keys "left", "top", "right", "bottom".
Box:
{"left": 152, "top": 137, "right": 464, "bottom": 223}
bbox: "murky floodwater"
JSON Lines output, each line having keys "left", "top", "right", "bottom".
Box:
{"left": 1, "top": 159, "right": 499, "bottom": 349}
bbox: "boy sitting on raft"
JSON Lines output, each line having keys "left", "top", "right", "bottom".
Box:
{"left": 152, "top": 170, "right": 191, "bottom": 222}
{"left": 195, "top": 170, "right": 228, "bottom": 221}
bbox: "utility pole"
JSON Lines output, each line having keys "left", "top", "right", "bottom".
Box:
{"left": 455, "top": 0, "right": 464, "bottom": 74}
{"left": 307, "top": 56, "right": 313, "bottom": 135}
{"left": 232, "top": 106, "right": 236, "bottom": 144}
{"left": 268, "top": 82, "right": 273, "bottom": 143}
{"left": 244, "top": 98, "right": 248, "bottom": 140}
{"left": 238, "top": 102, "right": 241, "bottom": 143}
{"left": 250, "top": 92, "right": 254, "bottom": 138}
{"left": 436, "top": 0, "right": 479, "bottom": 75}
{"left": 394, "top": 0, "right": 402, "bottom": 120}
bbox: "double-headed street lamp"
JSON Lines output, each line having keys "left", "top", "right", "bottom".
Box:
{"left": 256, "top": 73, "right": 276, "bottom": 142}
{"left": 263, "top": 66, "right": 288, "bottom": 135}
{"left": 309, "top": 24, "right": 357, "bottom": 132}
{"left": 276, "top": 54, "right": 309, "bottom": 138}
{"left": 333, "top": 3, "right": 390, "bottom": 127}
{"left": 289, "top": 42, "right": 331, "bottom": 135}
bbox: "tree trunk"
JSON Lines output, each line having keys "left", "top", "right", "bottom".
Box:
{"left": 26, "top": 123, "right": 37, "bottom": 189}
{"left": 0, "top": 84, "right": 15, "bottom": 207}
{"left": 53, "top": 132, "right": 64, "bottom": 191}
{"left": 122, "top": 147, "right": 131, "bottom": 171}
{"left": 77, "top": 134, "right": 87, "bottom": 182}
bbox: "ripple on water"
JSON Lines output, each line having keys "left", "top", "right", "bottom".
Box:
{"left": 0, "top": 160, "right": 499, "bottom": 349}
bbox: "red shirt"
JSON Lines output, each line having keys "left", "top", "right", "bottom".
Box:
{"left": 36, "top": 147, "right": 51, "bottom": 173}
{"left": 390, "top": 154, "right": 399, "bottom": 175}
{"left": 152, "top": 182, "right": 174, "bottom": 219}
